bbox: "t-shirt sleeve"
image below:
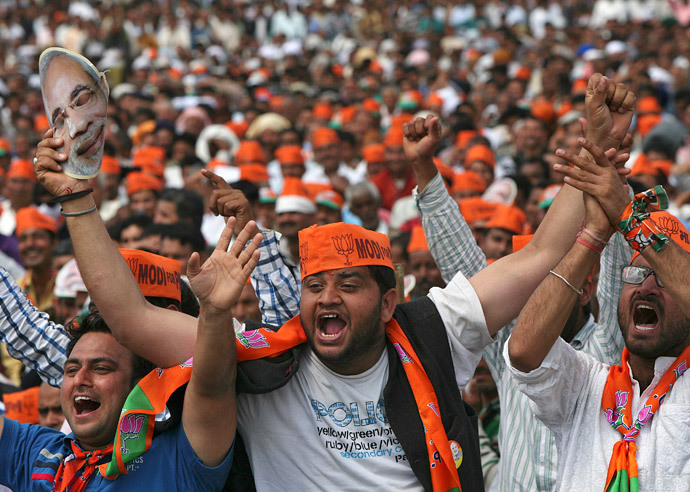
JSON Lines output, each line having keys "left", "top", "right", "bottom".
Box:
{"left": 0, "top": 417, "right": 63, "bottom": 490}
{"left": 427, "top": 270, "right": 493, "bottom": 390}
{"left": 503, "top": 336, "right": 601, "bottom": 431}
{"left": 170, "top": 422, "right": 235, "bottom": 491}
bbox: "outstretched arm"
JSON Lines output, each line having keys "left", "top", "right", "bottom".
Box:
{"left": 183, "top": 218, "right": 262, "bottom": 466}
{"left": 407, "top": 75, "right": 635, "bottom": 336}
{"left": 34, "top": 129, "right": 197, "bottom": 366}
{"left": 556, "top": 138, "right": 690, "bottom": 318}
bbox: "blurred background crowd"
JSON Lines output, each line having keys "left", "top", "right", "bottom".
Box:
{"left": 2, "top": 0, "right": 690, "bottom": 473}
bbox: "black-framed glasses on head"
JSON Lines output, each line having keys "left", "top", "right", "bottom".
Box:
{"left": 621, "top": 265, "right": 664, "bottom": 288}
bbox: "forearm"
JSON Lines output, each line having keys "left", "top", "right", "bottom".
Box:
{"left": 411, "top": 155, "right": 439, "bottom": 193}
{"left": 0, "top": 267, "right": 68, "bottom": 387}
{"left": 509, "top": 239, "right": 600, "bottom": 372}
{"left": 418, "top": 173, "right": 487, "bottom": 283}
{"left": 62, "top": 195, "right": 197, "bottom": 365}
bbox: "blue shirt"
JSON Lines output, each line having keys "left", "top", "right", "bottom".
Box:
{"left": 0, "top": 417, "right": 233, "bottom": 491}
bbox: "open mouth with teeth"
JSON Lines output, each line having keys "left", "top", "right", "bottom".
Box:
{"left": 317, "top": 313, "right": 347, "bottom": 339}
{"left": 633, "top": 303, "right": 659, "bottom": 331}
{"left": 74, "top": 396, "right": 101, "bottom": 416}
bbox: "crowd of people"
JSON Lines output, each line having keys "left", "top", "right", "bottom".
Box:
{"left": 1, "top": 0, "right": 690, "bottom": 491}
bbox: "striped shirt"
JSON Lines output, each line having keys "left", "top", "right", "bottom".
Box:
{"left": 0, "top": 267, "right": 69, "bottom": 388}
{"left": 416, "top": 173, "right": 629, "bottom": 492}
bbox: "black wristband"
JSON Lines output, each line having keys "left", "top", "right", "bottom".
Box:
{"left": 52, "top": 188, "right": 94, "bottom": 204}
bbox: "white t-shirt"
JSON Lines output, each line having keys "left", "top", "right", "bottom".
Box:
{"left": 238, "top": 271, "right": 492, "bottom": 491}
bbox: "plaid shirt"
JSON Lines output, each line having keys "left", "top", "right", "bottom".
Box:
{"left": 417, "top": 173, "right": 628, "bottom": 492}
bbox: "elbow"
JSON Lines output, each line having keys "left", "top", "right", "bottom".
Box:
{"left": 507, "top": 340, "right": 539, "bottom": 373}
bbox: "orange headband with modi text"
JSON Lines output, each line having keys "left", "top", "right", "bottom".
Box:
{"left": 298, "top": 223, "right": 394, "bottom": 280}
{"left": 119, "top": 249, "right": 182, "bottom": 302}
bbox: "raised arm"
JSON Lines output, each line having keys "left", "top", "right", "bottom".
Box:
{"left": 0, "top": 266, "right": 69, "bottom": 387}
{"left": 183, "top": 218, "right": 262, "bottom": 466}
{"left": 407, "top": 75, "right": 635, "bottom": 336}
{"left": 34, "top": 130, "right": 197, "bottom": 367}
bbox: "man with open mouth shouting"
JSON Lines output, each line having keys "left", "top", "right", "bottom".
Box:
{"left": 508, "top": 134, "right": 690, "bottom": 491}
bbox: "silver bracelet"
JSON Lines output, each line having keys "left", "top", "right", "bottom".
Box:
{"left": 61, "top": 205, "right": 98, "bottom": 217}
{"left": 549, "top": 269, "right": 583, "bottom": 295}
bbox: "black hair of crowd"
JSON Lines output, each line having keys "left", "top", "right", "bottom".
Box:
{"left": 65, "top": 313, "right": 156, "bottom": 386}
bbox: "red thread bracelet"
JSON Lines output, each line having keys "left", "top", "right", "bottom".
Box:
{"left": 577, "top": 236, "right": 603, "bottom": 254}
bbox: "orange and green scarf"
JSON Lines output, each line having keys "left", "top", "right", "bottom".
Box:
{"left": 601, "top": 346, "right": 690, "bottom": 491}
{"left": 53, "top": 442, "right": 113, "bottom": 491}
{"left": 235, "top": 315, "right": 462, "bottom": 492}
{"left": 96, "top": 357, "right": 194, "bottom": 479}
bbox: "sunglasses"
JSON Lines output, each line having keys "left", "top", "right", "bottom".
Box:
{"left": 621, "top": 265, "right": 664, "bottom": 289}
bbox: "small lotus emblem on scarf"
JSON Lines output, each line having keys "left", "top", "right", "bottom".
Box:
{"left": 237, "top": 330, "right": 270, "bottom": 349}
{"left": 120, "top": 414, "right": 145, "bottom": 454}
{"left": 674, "top": 360, "right": 687, "bottom": 379}
{"left": 332, "top": 234, "right": 354, "bottom": 265}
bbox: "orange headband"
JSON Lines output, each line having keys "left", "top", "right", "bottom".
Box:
{"left": 15, "top": 207, "right": 58, "bottom": 236}
{"left": 630, "top": 211, "right": 690, "bottom": 264}
{"left": 7, "top": 159, "right": 36, "bottom": 182}
{"left": 298, "top": 222, "right": 393, "bottom": 280}
{"left": 120, "top": 249, "right": 182, "bottom": 302}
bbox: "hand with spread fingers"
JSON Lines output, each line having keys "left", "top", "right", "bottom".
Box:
{"left": 34, "top": 128, "right": 90, "bottom": 196}
{"left": 584, "top": 74, "right": 636, "bottom": 152}
{"left": 554, "top": 138, "right": 631, "bottom": 226}
{"left": 187, "top": 217, "right": 263, "bottom": 315}
{"left": 202, "top": 169, "right": 256, "bottom": 236}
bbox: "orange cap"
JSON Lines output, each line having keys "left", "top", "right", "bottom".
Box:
{"left": 132, "top": 120, "right": 157, "bottom": 147}
{"left": 339, "top": 106, "right": 356, "bottom": 124}
{"left": 458, "top": 197, "right": 498, "bottom": 224}
{"left": 276, "top": 177, "right": 316, "bottom": 215}
{"left": 637, "top": 96, "right": 662, "bottom": 115}
{"left": 390, "top": 114, "right": 414, "bottom": 129}
{"left": 485, "top": 204, "right": 526, "bottom": 235}
{"left": 452, "top": 171, "right": 487, "bottom": 194}
{"left": 571, "top": 79, "right": 588, "bottom": 94}
{"left": 133, "top": 146, "right": 165, "bottom": 164}
{"left": 7, "top": 159, "right": 36, "bottom": 182}
{"left": 304, "top": 182, "right": 333, "bottom": 198}
{"left": 512, "top": 234, "right": 533, "bottom": 252}
{"left": 362, "top": 144, "right": 386, "bottom": 163}
{"left": 531, "top": 100, "right": 556, "bottom": 124}
{"left": 426, "top": 92, "right": 443, "bottom": 107}
{"left": 126, "top": 171, "right": 163, "bottom": 195}
{"left": 239, "top": 163, "right": 269, "bottom": 184}
{"left": 456, "top": 130, "right": 478, "bottom": 149}
{"left": 235, "top": 140, "right": 266, "bottom": 165}
{"left": 120, "top": 249, "right": 181, "bottom": 302}
{"left": 275, "top": 145, "right": 304, "bottom": 166}
{"left": 298, "top": 222, "right": 393, "bottom": 280}
{"left": 362, "top": 98, "right": 380, "bottom": 114}
{"left": 383, "top": 126, "right": 404, "bottom": 147}
{"left": 315, "top": 189, "right": 344, "bottom": 210}
{"left": 651, "top": 160, "right": 673, "bottom": 177}
{"left": 515, "top": 66, "right": 531, "bottom": 81}
{"left": 406, "top": 225, "right": 429, "bottom": 253}
{"left": 637, "top": 114, "right": 662, "bottom": 137}
{"left": 15, "top": 207, "right": 58, "bottom": 236}
{"left": 313, "top": 103, "right": 334, "bottom": 120}
{"left": 630, "top": 153, "right": 655, "bottom": 176}
{"left": 465, "top": 144, "right": 496, "bottom": 169}
{"left": 313, "top": 127, "right": 340, "bottom": 148}
{"left": 34, "top": 114, "right": 50, "bottom": 134}
{"left": 101, "top": 155, "right": 121, "bottom": 175}
{"left": 225, "top": 120, "right": 249, "bottom": 138}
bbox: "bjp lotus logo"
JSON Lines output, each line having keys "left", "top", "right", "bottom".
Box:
{"left": 119, "top": 414, "right": 145, "bottom": 454}
{"left": 332, "top": 234, "right": 354, "bottom": 265}
{"left": 657, "top": 215, "right": 680, "bottom": 236}
{"left": 237, "top": 330, "right": 270, "bottom": 349}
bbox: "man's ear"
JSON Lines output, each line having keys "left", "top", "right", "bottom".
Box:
{"left": 380, "top": 288, "right": 398, "bottom": 322}
{"left": 98, "top": 72, "right": 110, "bottom": 100}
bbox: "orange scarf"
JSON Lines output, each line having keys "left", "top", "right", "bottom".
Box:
{"left": 235, "top": 315, "right": 462, "bottom": 492}
{"left": 53, "top": 442, "right": 113, "bottom": 492}
{"left": 601, "top": 346, "right": 690, "bottom": 491}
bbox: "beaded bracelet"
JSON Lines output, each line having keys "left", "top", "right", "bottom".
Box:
{"left": 52, "top": 188, "right": 94, "bottom": 204}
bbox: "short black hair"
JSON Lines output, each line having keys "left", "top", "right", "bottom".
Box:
{"left": 66, "top": 313, "right": 156, "bottom": 386}
{"left": 367, "top": 265, "right": 396, "bottom": 297}
{"left": 161, "top": 223, "right": 206, "bottom": 254}
{"left": 158, "top": 188, "right": 205, "bottom": 231}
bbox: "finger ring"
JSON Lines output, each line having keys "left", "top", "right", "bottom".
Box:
{"left": 33, "top": 157, "right": 38, "bottom": 165}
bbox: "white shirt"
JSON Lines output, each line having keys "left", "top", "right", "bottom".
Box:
{"left": 238, "top": 271, "right": 492, "bottom": 491}
{"left": 506, "top": 337, "right": 690, "bottom": 491}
